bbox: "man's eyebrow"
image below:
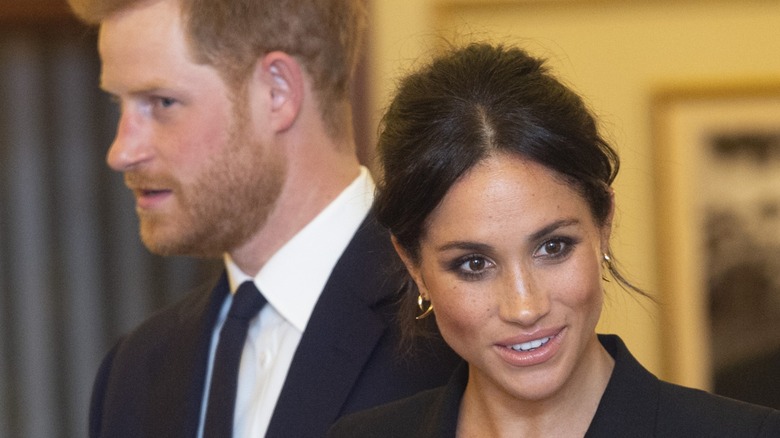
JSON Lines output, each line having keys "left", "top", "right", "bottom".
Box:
{"left": 99, "top": 78, "right": 169, "bottom": 95}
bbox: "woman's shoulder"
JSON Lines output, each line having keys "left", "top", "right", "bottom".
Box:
{"left": 596, "top": 334, "right": 780, "bottom": 437}
{"left": 656, "top": 376, "right": 780, "bottom": 436}
{"left": 328, "top": 361, "right": 468, "bottom": 437}
{"left": 327, "top": 386, "right": 447, "bottom": 438}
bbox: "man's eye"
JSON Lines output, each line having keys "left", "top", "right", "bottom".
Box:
{"left": 158, "top": 97, "right": 176, "bottom": 108}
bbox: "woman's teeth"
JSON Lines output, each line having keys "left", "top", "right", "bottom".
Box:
{"left": 510, "top": 336, "right": 551, "bottom": 352}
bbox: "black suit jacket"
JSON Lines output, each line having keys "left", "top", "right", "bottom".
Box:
{"left": 89, "top": 216, "right": 461, "bottom": 438}
{"left": 328, "top": 335, "right": 780, "bottom": 437}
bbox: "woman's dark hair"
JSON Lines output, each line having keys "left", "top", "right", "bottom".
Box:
{"left": 373, "top": 42, "right": 645, "bottom": 343}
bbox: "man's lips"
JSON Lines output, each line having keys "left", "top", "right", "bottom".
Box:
{"left": 124, "top": 173, "right": 177, "bottom": 210}
{"left": 134, "top": 188, "right": 170, "bottom": 196}
{"left": 131, "top": 188, "right": 173, "bottom": 210}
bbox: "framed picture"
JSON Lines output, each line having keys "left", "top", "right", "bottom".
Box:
{"left": 652, "top": 83, "right": 780, "bottom": 409}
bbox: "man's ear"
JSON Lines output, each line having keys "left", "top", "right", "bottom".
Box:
{"left": 391, "top": 235, "right": 429, "bottom": 298}
{"left": 257, "top": 51, "right": 303, "bottom": 133}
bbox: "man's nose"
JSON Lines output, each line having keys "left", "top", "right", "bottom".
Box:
{"left": 106, "top": 109, "right": 153, "bottom": 171}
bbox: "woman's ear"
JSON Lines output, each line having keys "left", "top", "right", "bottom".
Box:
{"left": 391, "top": 235, "right": 428, "bottom": 298}
{"left": 600, "top": 188, "right": 615, "bottom": 254}
{"left": 256, "top": 51, "right": 304, "bottom": 133}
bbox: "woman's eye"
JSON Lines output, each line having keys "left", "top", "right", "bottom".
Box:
{"left": 453, "top": 256, "right": 493, "bottom": 279}
{"left": 536, "top": 238, "right": 574, "bottom": 259}
{"left": 542, "top": 240, "right": 564, "bottom": 255}
{"left": 461, "top": 257, "right": 487, "bottom": 272}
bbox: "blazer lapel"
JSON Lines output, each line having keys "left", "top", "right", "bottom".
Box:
{"left": 146, "top": 272, "right": 230, "bottom": 438}
{"left": 266, "top": 217, "right": 400, "bottom": 437}
{"left": 586, "top": 335, "right": 658, "bottom": 437}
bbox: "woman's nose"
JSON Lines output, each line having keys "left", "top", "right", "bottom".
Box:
{"left": 498, "top": 269, "right": 551, "bottom": 326}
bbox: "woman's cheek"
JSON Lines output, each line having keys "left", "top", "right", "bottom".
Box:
{"left": 433, "top": 284, "right": 491, "bottom": 346}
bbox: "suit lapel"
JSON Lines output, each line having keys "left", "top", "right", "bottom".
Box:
{"left": 266, "top": 217, "right": 400, "bottom": 437}
{"left": 146, "top": 272, "right": 230, "bottom": 438}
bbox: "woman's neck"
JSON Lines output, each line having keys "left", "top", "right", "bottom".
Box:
{"left": 456, "top": 336, "right": 614, "bottom": 438}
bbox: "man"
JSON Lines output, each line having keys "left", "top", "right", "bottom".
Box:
{"left": 66, "top": 0, "right": 460, "bottom": 436}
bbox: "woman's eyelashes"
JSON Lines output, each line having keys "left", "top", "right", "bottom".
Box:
{"left": 449, "top": 254, "right": 495, "bottom": 281}
{"left": 443, "top": 236, "right": 580, "bottom": 280}
{"left": 534, "top": 236, "right": 578, "bottom": 261}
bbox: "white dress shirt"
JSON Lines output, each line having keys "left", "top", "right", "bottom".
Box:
{"left": 197, "top": 167, "right": 375, "bottom": 438}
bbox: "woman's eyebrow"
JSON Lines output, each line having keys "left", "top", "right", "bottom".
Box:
{"left": 434, "top": 219, "right": 581, "bottom": 253}
{"left": 528, "top": 218, "right": 580, "bottom": 242}
{"left": 436, "top": 241, "right": 493, "bottom": 253}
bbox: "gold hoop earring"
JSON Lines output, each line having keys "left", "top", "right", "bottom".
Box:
{"left": 416, "top": 294, "right": 434, "bottom": 320}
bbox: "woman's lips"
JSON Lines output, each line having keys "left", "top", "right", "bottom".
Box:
{"left": 495, "top": 328, "right": 565, "bottom": 367}
{"left": 509, "top": 336, "right": 553, "bottom": 352}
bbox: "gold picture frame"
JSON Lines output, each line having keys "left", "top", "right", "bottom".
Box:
{"left": 652, "top": 83, "right": 780, "bottom": 408}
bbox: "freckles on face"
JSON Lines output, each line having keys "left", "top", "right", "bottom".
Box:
{"left": 428, "top": 280, "right": 492, "bottom": 342}
{"left": 411, "top": 153, "right": 609, "bottom": 401}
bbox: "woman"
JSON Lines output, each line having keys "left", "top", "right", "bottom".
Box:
{"left": 329, "top": 43, "right": 780, "bottom": 437}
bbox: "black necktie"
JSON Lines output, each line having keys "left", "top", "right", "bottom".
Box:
{"left": 204, "top": 281, "right": 267, "bottom": 438}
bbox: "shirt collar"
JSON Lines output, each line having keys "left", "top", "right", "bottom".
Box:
{"left": 224, "top": 166, "right": 375, "bottom": 331}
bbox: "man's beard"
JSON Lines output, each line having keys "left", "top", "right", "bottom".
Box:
{"left": 133, "top": 116, "right": 286, "bottom": 258}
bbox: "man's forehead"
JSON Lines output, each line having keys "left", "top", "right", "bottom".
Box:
{"left": 97, "top": 3, "right": 203, "bottom": 94}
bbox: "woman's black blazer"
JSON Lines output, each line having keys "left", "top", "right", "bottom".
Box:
{"left": 329, "top": 335, "right": 780, "bottom": 437}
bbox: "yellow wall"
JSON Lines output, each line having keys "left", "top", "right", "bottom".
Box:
{"left": 370, "top": 0, "right": 780, "bottom": 388}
